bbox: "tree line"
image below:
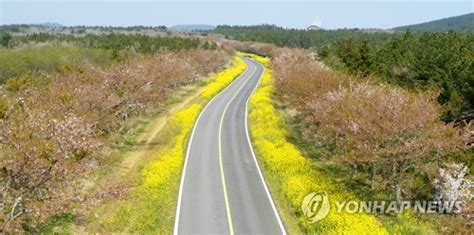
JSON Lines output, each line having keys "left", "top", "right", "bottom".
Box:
{"left": 13, "top": 33, "right": 217, "bottom": 55}
{"left": 322, "top": 31, "right": 473, "bottom": 122}
{"left": 214, "top": 25, "right": 393, "bottom": 49}
{"left": 0, "top": 32, "right": 220, "bottom": 83}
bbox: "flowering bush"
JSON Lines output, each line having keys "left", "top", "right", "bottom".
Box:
{"left": 434, "top": 163, "right": 473, "bottom": 206}
{"left": 248, "top": 56, "right": 387, "bottom": 234}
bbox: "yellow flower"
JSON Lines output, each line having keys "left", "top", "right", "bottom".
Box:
{"left": 201, "top": 57, "right": 246, "bottom": 98}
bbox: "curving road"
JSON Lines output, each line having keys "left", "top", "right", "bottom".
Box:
{"left": 174, "top": 58, "right": 286, "bottom": 235}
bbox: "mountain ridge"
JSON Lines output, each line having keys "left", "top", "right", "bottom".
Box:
{"left": 393, "top": 13, "right": 473, "bottom": 32}
{"left": 170, "top": 24, "right": 215, "bottom": 31}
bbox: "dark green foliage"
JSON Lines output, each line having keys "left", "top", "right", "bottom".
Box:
{"left": 213, "top": 24, "right": 393, "bottom": 50}
{"left": 0, "top": 46, "right": 115, "bottom": 82}
{"left": 328, "top": 31, "right": 474, "bottom": 122}
{"left": 358, "top": 40, "right": 372, "bottom": 76}
{"left": 170, "top": 24, "right": 215, "bottom": 31}
{"left": 0, "top": 97, "right": 7, "bottom": 119}
{"left": 65, "top": 25, "right": 167, "bottom": 31}
{"left": 24, "top": 213, "right": 76, "bottom": 234}
{"left": 0, "top": 24, "right": 27, "bottom": 32}
{"left": 0, "top": 24, "right": 168, "bottom": 33}
{"left": 334, "top": 39, "right": 375, "bottom": 75}
{"left": 394, "top": 13, "right": 474, "bottom": 32}
{"left": 0, "top": 30, "right": 12, "bottom": 47}
{"left": 15, "top": 33, "right": 202, "bottom": 55}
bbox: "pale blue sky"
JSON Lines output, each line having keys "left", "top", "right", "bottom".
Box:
{"left": 0, "top": 1, "right": 472, "bottom": 29}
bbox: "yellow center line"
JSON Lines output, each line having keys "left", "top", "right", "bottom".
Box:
{"left": 218, "top": 60, "right": 257, "bottom": 235}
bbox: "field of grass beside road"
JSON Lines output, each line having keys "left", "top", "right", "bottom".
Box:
{"left": 0, "top": 45, "right": 115, "bottom": 82}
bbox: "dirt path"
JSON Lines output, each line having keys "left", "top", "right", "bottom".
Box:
{"left": 115, "top": 89, "right": 201, "bottom": 179}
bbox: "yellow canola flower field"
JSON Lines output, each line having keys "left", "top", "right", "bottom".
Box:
{"left": 93, "top": 56, "right": 246, "bottom": 233}
{"left": 248, "top": 56, "right": 388, "bottom": 234}
{"left": 236, "top": 51, "right": 269, "bottom": 65}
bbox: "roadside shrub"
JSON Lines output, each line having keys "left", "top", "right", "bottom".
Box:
{"left": 434, "top": 163, "right": 472, "bottom": 205}
{"left": 5, "top": 75, "right": 33, "bottom": 91}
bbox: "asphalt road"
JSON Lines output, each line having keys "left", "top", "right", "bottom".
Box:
{"left": 174, "top": 58, "right": 286, "bottom": 235}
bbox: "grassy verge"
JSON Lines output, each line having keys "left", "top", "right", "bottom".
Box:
{"left": 0, "top": 45, "right": 115, "bottom": 82}
{"left": 248, "top": 56, "right": 388, "bottom": 234}
{"left": 84, "top": 56, "right": 247, "bottom": 233}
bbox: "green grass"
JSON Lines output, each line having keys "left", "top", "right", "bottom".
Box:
{"left": 31, "top": 213, "right": 75, "bottom": 234}
{"left": 0, "top": 45, "right": 114, "bottom": 82}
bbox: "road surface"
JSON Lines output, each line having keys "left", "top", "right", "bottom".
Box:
{"left": 174, "top": 58, "right": 286, "bottom": 234}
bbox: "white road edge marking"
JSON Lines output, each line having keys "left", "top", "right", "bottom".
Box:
{"left": 244, "top": 60, "right": 287, "bottom": 235}
{"left": 173, "top": 60, "right": 251, "bottom": 235}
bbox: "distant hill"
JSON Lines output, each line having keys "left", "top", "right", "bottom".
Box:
{"left": 32, "top": 22, "right": 64, "bottom": 29}
{"left": 394, "top": 13, "right": 473, "bottom": 32}
{"left": 170, "top": 24, "right": 215, "bottom": 31}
